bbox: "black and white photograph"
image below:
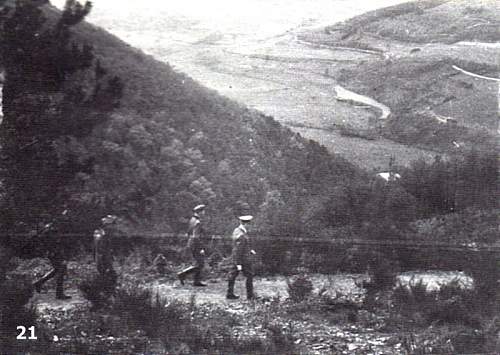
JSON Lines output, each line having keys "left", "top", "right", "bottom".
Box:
{"left": 0, "top": 0, "right": 498, "bottom": 353}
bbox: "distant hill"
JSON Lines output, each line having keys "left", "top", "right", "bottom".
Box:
{"left": 322, "top": 0, "right": 500, "bottom": 44}
{"left": 336, "top": 58, "right": 498, "bottom": 152}
{"left": 300, "top": 0, "right": 499, "bottom": 155}
{"left": 17, "top": 4, "right": 361, "bottom": 235}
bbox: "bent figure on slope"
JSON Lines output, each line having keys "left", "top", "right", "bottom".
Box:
{"left": 33, "top": 209, "right": 72, "bottom": 300}
{"left": 178, "top": 204, "right": 208, "bottom": 287}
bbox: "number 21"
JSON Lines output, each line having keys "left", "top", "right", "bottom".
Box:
{"left": 16, "top": 326, "right": 37, "bottom": 340}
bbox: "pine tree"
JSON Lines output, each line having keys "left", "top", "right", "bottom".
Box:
{"left": 0, "top": 0, "right": 123, "bottom": 245}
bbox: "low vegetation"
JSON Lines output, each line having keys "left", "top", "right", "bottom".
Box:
{"left": 1, "top": 228, "right": 497, "bottom": 354}
{"left": 287, "top": 274, "right": 314, "bottom": 302}
{"left": 0, "top": 276, "right": 38, "bottom": 352}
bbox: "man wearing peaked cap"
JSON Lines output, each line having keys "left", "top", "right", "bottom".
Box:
{"left": 193, "top": 204, "right": 206, "bottom": 213}
{"left": 101, "top": 214, "right": 118, "bottom": 225}
{"left": 239, "top": 215, "right": 253, "bottom": 222}
{"left": 178, "top": 204, "right": 208, "bottom": 286}
{"left": 226, "top": 215, "right": 257, "bottom": 300}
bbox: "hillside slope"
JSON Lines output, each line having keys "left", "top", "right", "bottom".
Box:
{"left": 300, "top": 0, "right": 499, "bottom": 154}
{"left": 31, "top": 4, "right": 361, "bottom": 235}
{"left": 336, "top": 58, "right": 498, "bottom": 152}
{"left": 321, "top": 0, "right": 500, "bottom": 44}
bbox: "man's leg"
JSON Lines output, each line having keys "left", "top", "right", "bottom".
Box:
{"left": 33, "top": 268, "right": 57, "bottom": 292}
{"left": 193, "top": 258, "right": 206, "bottom": 286}
{"left": 103, "top": 267, "right": 118, "bottom": 296}
{"left": 55, "top": 262, "right": 71, "bottom": 300}
{"left": 226, "top": 266, "right": 239, "bottom": 299}
{"left": 177, "top": 265, "right": 197, "bottom": 285}
{"left": 178, "top": 251, "right": 203, "bottom": 285}
{"left": 33, "top": 253, "right": 62, "bottom": 293}
{"left": 243, "top": 265, "right": 254, "bottom": 300}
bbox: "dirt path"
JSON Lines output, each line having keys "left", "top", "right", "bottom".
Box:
{"left": 30, "top": 274, "right": 367, "bottom": 314}
{"left": 150, "top": 274, "right": 405, "bottom": 355}
{"left": 29, "top": 271, "right": 470, "bottom": 354}
{"left": 150, "top": 274, "right": 367, "bottom": 306}
{"left": 32, "top": 288, "right": 88, "bottom": 313}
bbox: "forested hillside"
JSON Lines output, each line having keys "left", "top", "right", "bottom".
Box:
{"left": 0, "top": 0, "right": 361, "bottom": 241}
{"left": 1, "top": 0, "right": 497, "bottom": 243}
{"left": 59, "top": 9, "right": 367, "bottom": 236}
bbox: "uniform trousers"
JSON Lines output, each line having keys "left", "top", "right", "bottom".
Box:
{"left": 179, "top": 254, "right": 204, "bottom": 283}
{"left": 227, "top": 263, "right": 253, "bottom": 298}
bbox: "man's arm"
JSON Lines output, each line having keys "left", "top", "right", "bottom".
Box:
{"left": 188, "top": 220, "right": 203, "bottom": 254}
{"left": 233, "top": 230, "right": 246, "bottom": 267}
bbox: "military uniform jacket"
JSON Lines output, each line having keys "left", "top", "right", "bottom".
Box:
{"left": 231, "top": 225, "right": 252, "bottom": 266}
{"left": 39, "top": 216, "right": 71, "bottom": 260}
{"left": 186, "top": 215, "right": 204, "bottom": 258}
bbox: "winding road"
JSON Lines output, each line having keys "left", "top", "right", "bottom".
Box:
{"left": 452, "top": 64, "right": 500, "bottom": 82}
{"left": 334, "top": 85, "right": 391, "bottom": 120}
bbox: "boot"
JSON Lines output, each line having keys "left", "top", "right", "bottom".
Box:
{"left": 177, "top": 273, "right": 186, "bottom": 285}
{"left": 55, "top": 270, "right": 71, "bottom": 300}
{"left": 33, "top": 268, "right": 57, "bottom": 293}
{"left": 193, "top": 268, "right": 205, "bottom": 286}
{"left": 178, "top": 266, "right": 196, "bottom": 285}
{"left": 56, "top": 293, "right": 72, "bottom": 300}
{"left": 193, "top": 268, "right": 206, "bottom": 286}
{"left": 33, "top": 280, "right": 43, "bottom": 293}
{"left": 226, "top": 278, "right": 238, "bottom": 299}
{"left": 246, "top": 276, "right": 254, "bottom": 300}
{"left": 56, "top": 283, "right": 72, "bottom": 300}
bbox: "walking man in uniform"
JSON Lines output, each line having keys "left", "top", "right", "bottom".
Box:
{"left": 93, "top": 214, "right": 118, "bottom": 284}
{"left": 226, "top": 215, "right": 256, "bottom": 300}
{"left": 33, "top": 209, "right": 72, "bottom": 300}
{"left": 177, "top": 204, "right": 208, "bottom": 287}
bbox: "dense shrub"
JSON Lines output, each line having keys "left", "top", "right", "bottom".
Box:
{"left": 0, "top": 0, "right": 123, "bottom": 241}
{"left": 392, "top": 279, "right": 481, "bottom": 327}
{"left": 262, "top": 320, "right": 297, "bottom": 354}
{"left": 0, "top": 278, "right": 35, "bottom": 323}
{"left": 366, "top": 251, "right": 398, "bottom": 291}
{"left": 79, "top": 271, "right": 117, "bottom": 310}
{"left": 286, "top": 274, "right": 314, "bottom": 302}
{"left": 106, "top": 282, "right": 299, "bottom": 354}
{"left": 467, "top": 252, "right": 500, "bottom": 313}
{"left": 0, "top": 277, "right": 41, "bottom": 351}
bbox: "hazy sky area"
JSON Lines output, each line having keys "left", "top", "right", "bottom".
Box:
{"left": 51, "top": 0, "right": 407, "bottom": 41}
{"left": 49, "top": 0, "right": 408, "bottom": 90}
